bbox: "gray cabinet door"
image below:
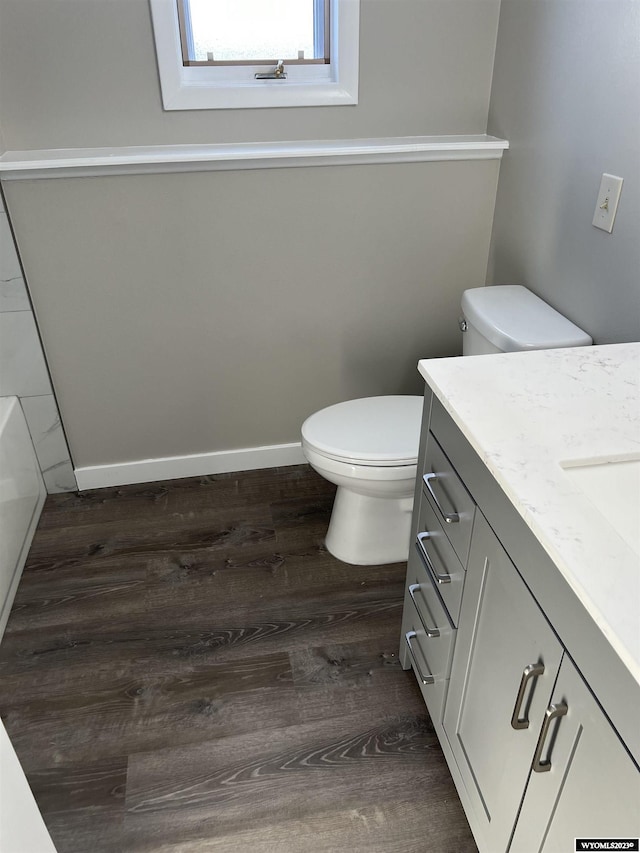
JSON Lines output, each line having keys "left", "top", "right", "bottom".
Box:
{"left": 510, "top": 655, "right": 640, "bottom": 852}
{"left": 443, "top": 511, "right": 563, "bottom": 853}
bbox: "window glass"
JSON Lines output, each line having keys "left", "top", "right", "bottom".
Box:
{"left": 182, "top": 0, "right": 326, "bottom": 64}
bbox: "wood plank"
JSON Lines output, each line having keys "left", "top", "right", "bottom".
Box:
{"left": 26, "top": 505, "right": 277, "bottom": 567}
{"left": 2, "top": 651, "right": 300, "bottom": 769}
{"left": 123, "top": 707, "right": 472, "bottom": 852}
{"left": 290, "top": 637, "right": 422, "bottom": 722}
{"left": 26, "top": 759, "right": 127, "bottom": 853}
{"left": 0, "top": 466, "right": 476, "bottom": 852}
{"left": 37, "top": 466, "right": 334, "bottom": 531}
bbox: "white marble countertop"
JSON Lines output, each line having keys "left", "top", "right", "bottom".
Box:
{"left": 418, "top": 343, "right": 640, "bottom": 684}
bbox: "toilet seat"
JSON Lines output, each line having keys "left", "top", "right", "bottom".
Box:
{"left": 301, "top": 396, "right": 423, "bottom": 466}
{"left": 303, "top": 444, "right": 418, "bottom": 482}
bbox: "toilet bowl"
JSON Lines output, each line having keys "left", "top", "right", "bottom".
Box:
{"left": 301, "top": 396, "right": 423, "bottom": 565}
{"left": 303, "top": 285, "right": 592, "bottom": 567}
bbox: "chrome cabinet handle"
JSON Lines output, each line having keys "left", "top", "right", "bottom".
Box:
{"left": 511, "top": 663, "right": 545, "bottom": 729}
{"left": 405, "top": 631, "right": 435, "bottom": 685}
{"left": 416, "top": 532, "right": 451, "bottom": 585}
{"left": 423, "top": 472, "right": 460, "bottom": 524}
{"left": 408, "top": 584, "right": 440, "bottom": 637}
{"left": 532, "top": 702, "right": 568, "bottom": 772}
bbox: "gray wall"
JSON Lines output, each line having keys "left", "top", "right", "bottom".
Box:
{"left": 0, "top": 0, "right": 503, "bottom": 471}
{"left": 0, "top": 0, "right": 500, "bottom": 150}
{"left": 4, "top": 162, "right": 499, "bottom": 467}
{"left": 487, "top": 0, "right": 640, "bottom": 344}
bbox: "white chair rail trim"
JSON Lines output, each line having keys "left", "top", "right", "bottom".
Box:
{"left": 0, "top": 135, "right": 509, "bottom": 180}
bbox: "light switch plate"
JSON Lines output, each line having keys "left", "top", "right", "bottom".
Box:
{"left": 592, "top": 173, "right": 623, "bottom": 233}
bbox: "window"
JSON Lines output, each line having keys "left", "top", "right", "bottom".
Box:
{"left": 150, "top": 0, "right": 359, "bottom": 110}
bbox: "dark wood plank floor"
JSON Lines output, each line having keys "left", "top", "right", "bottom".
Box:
{"left": 0, "top": 465, "right": 475, "bottom": 853}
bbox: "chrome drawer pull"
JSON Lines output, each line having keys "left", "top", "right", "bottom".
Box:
{"left": 423, "top": 472, "right": 460, "bottom": 524}
{"left": 405, "top": 631, "right": 435, "bottom": 685}
{"left": 511, "top": 662, "right": 545, "bottom": 729}
{"left": 532, "top": 702, "right": 568, "bottom": 772}
{"left": 408, "top": 584, "right": 440, "bottom": 637}
{"left": 416, "top": 532, "right": 451, "bottom": 585}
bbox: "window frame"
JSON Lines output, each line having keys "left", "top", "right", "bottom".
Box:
{"left": 149, "top": 0, "right": 360, "bottom": 111}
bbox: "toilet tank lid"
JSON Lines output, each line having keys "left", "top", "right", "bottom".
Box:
{"left": 461, "top": 285, "right": 593, "bottom": 352}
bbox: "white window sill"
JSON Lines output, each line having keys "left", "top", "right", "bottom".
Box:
{"left": 157, "top": 77, "right": 359, "bottom": 111}
{"left": 0, "top": 136, "right": 509, "bottom": 180}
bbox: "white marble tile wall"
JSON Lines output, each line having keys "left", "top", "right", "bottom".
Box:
{"left": 0, "top": 193, "right": 76, "bottom": 493}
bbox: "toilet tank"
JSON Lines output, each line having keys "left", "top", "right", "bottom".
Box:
{"left": 461, "top": 285, "right": 592, "bottom": 356}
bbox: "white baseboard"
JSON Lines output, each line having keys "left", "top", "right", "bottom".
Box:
{"left": 74, "top": 442, "right": 307, "bottom": 491}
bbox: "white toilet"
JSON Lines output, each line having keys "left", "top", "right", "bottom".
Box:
{"left": 301, "top": 285, "right": 592, "bottom": 566}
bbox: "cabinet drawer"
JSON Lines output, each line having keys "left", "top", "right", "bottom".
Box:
{"left": 423, "top": 433, "right": 475, "bottom": 565}
{"left": 415, "top": 495, "right": 466, "bottom": 626}
{"left": 401, "top": 555, "right": 456, "bottom": 722}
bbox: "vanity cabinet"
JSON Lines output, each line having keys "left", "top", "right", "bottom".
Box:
{"left": 511, "top": 654, "right": 640, "bottom": 852}
{"left": 401, "top": 390, "right": 640, "bottom": 853}
{"left": 443, "top": 511, "right": 563, "bottom": 853}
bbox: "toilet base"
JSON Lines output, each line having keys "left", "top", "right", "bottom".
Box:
{"left": 325, "top": 486, "right": 414, "bottom": 565}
